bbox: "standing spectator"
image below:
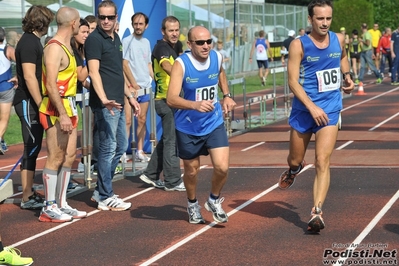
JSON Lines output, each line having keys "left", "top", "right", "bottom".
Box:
{"left": 377, "top": 27, "right": 392, "bottom": 78}
{"left": 0, "top": 28, "right": 16, "bottom": 155}
{"left": 277, "top": 0, "right": 354, "bottom": 232}
{"left": 368, "top": 23, "right": 382, "bottom": 72}
{"left": 340, "top": 27, "right": 350, "bottom": 59}
{"left": 179, "top": 26, "right": 188, "bottom": 51}
{"left": 215, "top": 40, "right": 230, "bottom": 70}
{"left": 167, "top": 26, "right": 236, "bottom": 224}
{"left": 249, "top": 30, "right": 273, "bottom": 86}
{"left": 139, "top": 16, "right": 185, "bottom": 192}
{"left": 5, "top": 30, "right": 19, "bottom": 48}
{"left": 85, "top": 0, "right": 140, "bottom": 210}
{"left": 85, "top": 15, "right": 97, "bottom": 34}
{"left": 14, "top": 5, "right": 54, "bottom": 210}
{"left": 349, "top": 29, "right": 362, "bottom": 83}
{"left": 72, "top": 19, "right": 91, "bottom": 175}
{"left": 296, "top": 28, "right": 305, "bottom": 38}
{"left": 122, "top": 12, "right": 153, "bottom": 162}
{"left": 38, "top": 7, "right": 87, "bottom": 222}
{"left": 358, "top": 23, "right": 382, "bottom": 89}
{"left": 391, "top": 24, "right": 399, "bottom": 85}
{"left": 281, "top": 30, "right": 296, "bottom": 66}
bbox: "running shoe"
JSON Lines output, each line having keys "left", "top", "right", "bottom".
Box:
{"left": 0, "top": 145, "right": 5, "bottom": 155}
{"left": 114, "top": 165, "right": 123, "bottom": 174}
{"left": 376, "top": 78, "right": 382, "bottom": 84}
{"left": 20, "top": 192, "right": 44, "bottom": 210}
{"left": 1, "top": 140, "right": 8, "bottom": 152}
{"left": 354, "top": 79, "right": 359, "bottom": 85}
{"left": 38, "top": 203, "right": 73, "bottom": 223}
{"left": 60, "top": 204, "right": 87, "bottom": 219}
{"left": 139, "top": 174, "right": 165, "bottom": 189}
{"left": 164, "top": 182, "right": 186, "bottom": 192}
{"left": 307, "top": 206, "right": 325, "bottom": 233}
{"left": 97, "top": 195, "right": 131, "bottom": 211}
{"left": 187, "top": 201, "right": 205, "bottom": 224}
{"left": 278, "top": 161, "right": 305, "bottom": 190}
{"left": 204, "top": 197, "right": 228, "bottom": 223}
{"left": 391, "top": 82, "right": 399, "bottom": 86}
{"left": 0, "top": 247, "right": 33, "bottom": 266}
{"left": 77, "top": 162, "right": 85, "bottom": 173}
{"left": 135, "top": 150, "right": 149, "bottom": 162}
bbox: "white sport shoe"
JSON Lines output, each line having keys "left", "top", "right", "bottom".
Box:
{"left": 91, "top": 190, "right": 100, "bottom": 202}
{"left": 39, "top": 203, "right": 73, "bottom": 223}
{"left": 60, "top": 204, "right": 87, "bottom": 219}
{"left": 98, "top": 195, "right": 131, "bottom": 211}
{"left": 135, "top": 150, "right": 149, "bottom": 162}
{"left": 77, "top": 162, "right": 85, "bottom": 173}
{"left": 164, "top": 182, "right": 186, "bottom": 192}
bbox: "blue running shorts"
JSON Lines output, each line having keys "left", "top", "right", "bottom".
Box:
{"left": 289, "top": 109, "right": 340, "bottom": 134}
{"left": 137, "top": 94, "right": 150, "bottom": 103}
{"left": 176, "top": 122, "right": 229, "bottom": 160}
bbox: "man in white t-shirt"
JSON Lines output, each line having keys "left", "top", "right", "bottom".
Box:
{"left": 122, "top": 12, "right": 154, "bottom": 162}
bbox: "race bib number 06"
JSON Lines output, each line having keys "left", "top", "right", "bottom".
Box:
{"left": 196, "top": 85, "right": 218, "bottom": 104}
{"left": 316, "top": 67, "right": 341, "bottom": 92}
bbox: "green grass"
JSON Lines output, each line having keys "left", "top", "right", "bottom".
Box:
{"left": 5, "top": 72, "right": 287, "bottom": 146}
{"left": 5, "top": 107, "right": 84, "bottom": 146}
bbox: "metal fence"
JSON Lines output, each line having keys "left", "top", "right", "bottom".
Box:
{"left": 167, "top": 0, "right": 308, "bottom": 75}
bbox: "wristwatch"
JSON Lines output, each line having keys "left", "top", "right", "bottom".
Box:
{"left": 343, "top": 72, "right": 354, "bottom": 80}
{"left": 126, "top": 93, "right": 135, "bottom": 100}
{"left": 223, "top": 93, "right": 232, "bottom": 99}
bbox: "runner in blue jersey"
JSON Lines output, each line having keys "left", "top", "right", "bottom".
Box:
{"left": 167, "top": 26, "right": 236, "bottom": 224}
{"left": 277, "top": 0, "right": 354, "bottom": 233}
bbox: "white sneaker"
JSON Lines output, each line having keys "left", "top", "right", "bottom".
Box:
{"left": 164, "top": 182, "right": 186, "bottom": 192}
{"left": 60, "top": 204, "right": 87, "bottom": 219}
{"left": 135, "top": 150, "right": 149, "bottom": 162}
{"left": 98, "top": 195, "right": 131, "bottom": 211}
{"left": 120, "top": 152, "right": 128, "bottom": 163}
{"left": 39, "top": 203, "right": 73, "bottom": 223}
{"left": 77, "top": 162, "right": 85, "bottom": 173}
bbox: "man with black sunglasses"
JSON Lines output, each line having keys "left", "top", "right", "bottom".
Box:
{"left": 84, "top": 0, "right": 140, "bottom": 211}
{"left": 167, "top": 26, "right": 236, "bottom": 224}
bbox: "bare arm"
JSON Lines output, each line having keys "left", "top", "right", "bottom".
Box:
{"left": 88, "top": 58, "right": 122, "bottom": 114}
{"left": 267, "top": 40, "right": 273, "bottom": 61}
{"left": 6, "top": 45, "right": 16, "bottom": 62}
{"left": 218, "top": 67, "right": 236, "bottom": 114}
{"left": 122, "top": 59, "right": 140, "bottom": 90}
{"left": 249, "top": 40, "right": 255, "bottom": 61}
{"left": 43, "top": 43, "right": 71, "bottom": 131}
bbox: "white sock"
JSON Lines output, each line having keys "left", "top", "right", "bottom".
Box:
{"left": 57, "top": 167, "right": 71, "bottom": 208}
{"left": 42, "top": 168, "right": 58, "bottom": 209}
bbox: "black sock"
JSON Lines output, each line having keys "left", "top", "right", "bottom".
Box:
{"left": 0, "top": 241, "right": 4, "bottom": 251}
{"left": 188, "top": 198, "right": 197, "bottom": 204}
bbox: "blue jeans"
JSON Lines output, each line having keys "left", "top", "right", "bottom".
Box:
{"left": 358, "top": 49, "right": 381, "bottom": 81}
{"left": 379, "top": 53, "right": 392, "bottom": 75}
{"left": 391, "top": 55, "right": 399, "bottom": 82}
{"left": 144, "top": 99, "right": 181, "bottom": 188}
{"left": 92, "top": 107, "right": 128, "bottom": 200}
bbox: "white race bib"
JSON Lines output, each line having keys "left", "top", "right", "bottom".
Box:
{"left": 67, "top": 96, "right": 78, "bottom": 116}
{"left": 195, "top": 85, "right": 218, "bottom": 104}
{"left": 316, "top": 67, "right": 341, "bottom": 92}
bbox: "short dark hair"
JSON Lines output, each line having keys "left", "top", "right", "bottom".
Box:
{"left": 161, "top": 16, "right": 180, "bottom": 30}
{"left": 97, "top": 0, "right": 117, "bottom": 16}
{"left": 85, "top": 15, "right": 96, "bottom": 24}
{"left": 308, "top": 0, "right": 333, "bottom": 18}
{"left": 131, "top": 12, "right": 149, "bottom": 25}
{"left": 352, "top": 29, "right": 358, "bottom": 35}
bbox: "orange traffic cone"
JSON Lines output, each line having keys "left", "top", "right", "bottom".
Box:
{"left": 356, "top": 82, "right": 367, "bottom": 95}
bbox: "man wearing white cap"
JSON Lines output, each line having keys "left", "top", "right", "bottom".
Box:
{"left": 281, "top": 30, "right": 296, "bottom": 65}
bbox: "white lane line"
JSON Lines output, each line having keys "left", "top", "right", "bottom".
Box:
{"left": 342, "top": 87, "right": 399, "bottom": 112}
{"left": 10, "top": 187, "right": 155, "bottom": 248}
{"left": 138, "top": 164, "right": 314, "bottom": 266}
{"left": 333, "top": 189, "right": 399, "bottom": 266}
{"left": 336, "top": 141, "right": 353, "bottom": 150}
{"left": 241, "top": 142, "right": 265, "bottom": 151}
{"left": 368, "top": 112, "right": 399, "bottom": 131}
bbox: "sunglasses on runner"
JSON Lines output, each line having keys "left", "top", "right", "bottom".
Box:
{"left": 190, "top": 39, "right": 213, "bottom": 46}
{"left": 98, "top": 15, "right": 116, "bottom": 21}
